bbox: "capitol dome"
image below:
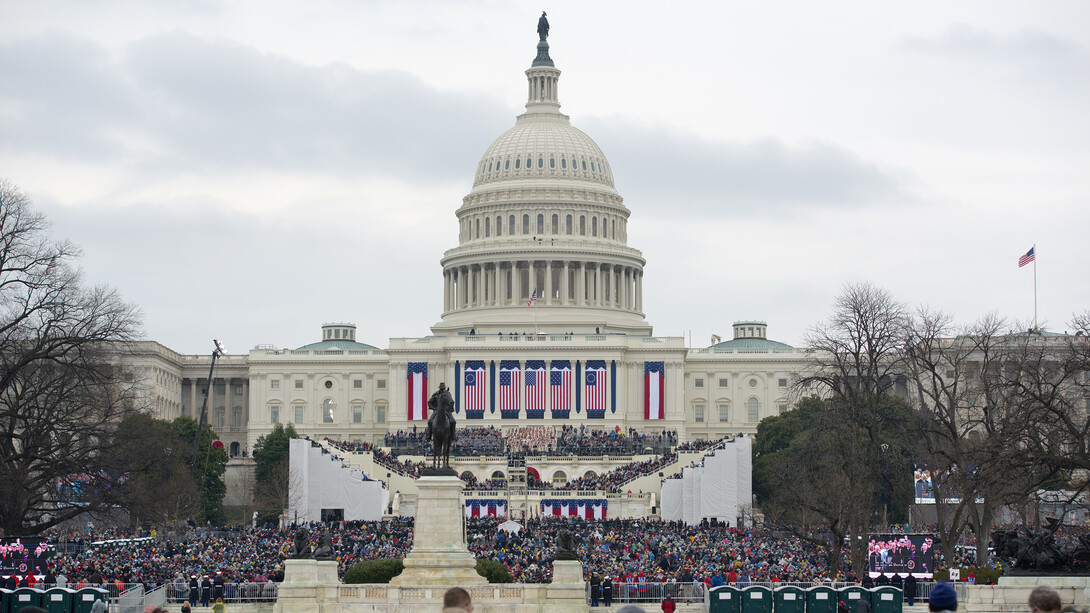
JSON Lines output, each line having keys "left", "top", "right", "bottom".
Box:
{"left": 472, "top": 121, "right": 615, "bottom": 189}
{"left": 433, "top": 26, "right": 651, "bottom": 337}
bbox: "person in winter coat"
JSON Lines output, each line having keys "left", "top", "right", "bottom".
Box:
{"left": 662, "top": 595, "right": 677, "bottom": 613}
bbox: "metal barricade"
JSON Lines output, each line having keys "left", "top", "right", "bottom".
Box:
{"left": 584, "top": 581, "right": 705, "bottom": 605}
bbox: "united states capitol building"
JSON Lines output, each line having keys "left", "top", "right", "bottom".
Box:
{"left": 125, "top": 30, "right": 811, "bottom": 518}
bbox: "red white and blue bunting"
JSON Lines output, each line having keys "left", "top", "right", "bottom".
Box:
{"left": 540, "top": 498, "right": 608, "bottom": 519}
{"left": 465, "top": 499, "right": 507, "bottom": 518}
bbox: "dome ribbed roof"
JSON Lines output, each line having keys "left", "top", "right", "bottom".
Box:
{"left": 472, "top": 118, "right": 615, "bottom": 189}
{"left": 296, "top": 339, "right": 377, "bottom": 351}
{"left": 711, "top": 338, "right": 794, "bottom": 350}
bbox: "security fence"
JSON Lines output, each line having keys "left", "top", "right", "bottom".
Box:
{"left": 165, "top": 582, "right": 280, "bottom": 603}
{"left": 585, "top": 581, "right": 708, "bottom": 605}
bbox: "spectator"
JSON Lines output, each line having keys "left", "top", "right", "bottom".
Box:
{"left": 928, "top": 581, "right": 957, "bottom": 613}
{"left": 442, "top": 587, "right": 472, "bottom": 612}
{"left": 1027, "top": 586, "right": 1062, "bottom": 613}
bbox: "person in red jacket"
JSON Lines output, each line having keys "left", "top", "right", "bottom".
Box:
{"left": 662, "top": 595, "right": 677, "bottom": 613}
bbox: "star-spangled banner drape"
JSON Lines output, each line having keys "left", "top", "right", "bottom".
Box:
{"left": 407, "top": 362, "right": 428, "bottom": 421}
{"left": 524, "top": 360, "right": 546, "bottom": 419}
{"left": 644, "top": 361, "right": 665, "bottom": 420}
{"left": 463, "top": 360, "right": 486, "bottom": 418}
{"left": 539, "top": 498, "right": 608, "bottom": 519}
{"left": 585, "top": 360, "right": 607, "bottom": 418}
{"left": 464, "top": 499, "right": 507, "bottom": 519}
{"left": 499, "top": 360, "right": 521, "bottom": 418}
{"left": 550, "top": 360, "right": 572, "bottom": 418}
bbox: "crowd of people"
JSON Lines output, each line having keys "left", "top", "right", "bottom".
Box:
{"left": 29, "top": 519, "right": 840, "bottom": 589}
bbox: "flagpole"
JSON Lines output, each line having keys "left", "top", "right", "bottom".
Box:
{"left": 1033, "top": 244, "right": 1038, "bottom": 332}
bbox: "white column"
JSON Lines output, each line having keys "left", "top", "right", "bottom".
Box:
{"left": 574, "top": 263, "right": 584, "bottom": 306}
{"left": 545, "top": 261, "right": 553, "bottom": 305}
{"left": 595, "top": 264, "right": 602, "bottom": 306}
{"left": 561, "top": 261, "right": 570, "bottom": 305}
{"left": 514, "top": 262, "right": 523, "bottom": 304}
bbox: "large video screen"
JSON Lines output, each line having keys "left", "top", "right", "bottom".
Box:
{"left": 1, "top": 537, "right": 52, "bottom": 577}
{"left": 868, "top": 533, "right": 934, "bottom": 578}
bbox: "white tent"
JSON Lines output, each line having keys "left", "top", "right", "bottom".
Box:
{"left": 288, "top": 439, "right": 388, "bottom": 522}
{"left": 669, "top": 435, "right": 753, "bottom": 527}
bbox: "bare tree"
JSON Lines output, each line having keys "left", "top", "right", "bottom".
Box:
{"left": 0, "top": 180, "right": 142, "bottom": 535}
{"left": 798, "top": 282, "right": 913, "bottom": 575}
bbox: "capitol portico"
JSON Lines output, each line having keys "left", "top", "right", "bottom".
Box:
{"left": 122, "top": 26, "right": 812, "bottom": 511}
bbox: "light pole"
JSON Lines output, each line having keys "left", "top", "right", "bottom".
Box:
{"left": 880, "top": 443, "right": 890, "bottom": 529}
{"left": 191, "top": 339, "right": 227, "bottom": 468}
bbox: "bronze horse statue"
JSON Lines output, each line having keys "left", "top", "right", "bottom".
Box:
{"left": 426, "top": 382, "right": 455, "bottom": 470}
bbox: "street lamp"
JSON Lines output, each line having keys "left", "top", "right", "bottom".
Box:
{"left": 880, "top": 443, "right": 891, "bottom": 528}
{"left": 191, "top": 339, "right": 227, "bottom": 468}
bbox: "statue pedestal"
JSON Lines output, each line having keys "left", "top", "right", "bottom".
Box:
{"left": 272, "top": 560, "right": 340, "bottom": 613}
{"left": 390, "top": 475, "right": 486, "bottom": 586}
{"left": 547, "top": 560, "right": 587, "bottom": 612}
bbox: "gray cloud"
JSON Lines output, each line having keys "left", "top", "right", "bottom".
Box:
{"left": 0, "top": 32, "right": 511, "bottom": 181}
{"left": 582, "top": 119, "right": 917, "bottom": 216}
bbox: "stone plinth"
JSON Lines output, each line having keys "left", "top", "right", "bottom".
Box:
{"left": 272, "top": 560, "right": 340, "bottom": 613}
{"left": 546, "top": 560, "right": 588, "bottom": 613}
{"left": 390, "top": 474, "right": 486, "bottom": 586}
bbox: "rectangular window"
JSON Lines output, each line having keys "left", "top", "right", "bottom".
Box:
{"left": 377, "top": 379, "right": 387, "bottom": 389}
{"left": 295, "top": 406, "right": 304, "bottom": 423}
{"left": 694, "top": 378, "right": 704, "bottom": 388}
{"left": 353, "top": 379, "right": 363, "bottom": 389}
{"left": 778, "top": 378, "right": 788, "bottom": 387}
{"left": 295, "top": 379, "right": 304, "bottom": 389}
{"left": 271, "top": 379, "right": 280, "bottom": 389}
{"left": 695, "top": 403, "right": 705, "bottom": 423}
{"left": 233, "top": 385, "right": 243, "bottom": 394}
{"left": 271, "top": 406, "right": 280, "bottom": 423}
{"left": 718, "top": 403, "right": 729, "bottom": 422}
{"left": 353, "top": 405, "right": 362, "bottom": 423}
{"left": 377, "top": 405, "right": 387, "bottom": 423}
{"left": 778, "top": 403, "right": 788, "bottom": 415}
{"left": 323, "top": 407, "right": 334, "bottom": 423}
{"left": 718, "top": 378, "right": 729, "bottom": 388}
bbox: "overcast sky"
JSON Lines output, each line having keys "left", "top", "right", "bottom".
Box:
{"left": 2, "top": 1, "right": 1088, "bottom": 354}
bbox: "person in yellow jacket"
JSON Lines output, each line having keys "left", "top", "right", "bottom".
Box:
{"left": 212, "top": 598, "right": 225, "bottom": 613}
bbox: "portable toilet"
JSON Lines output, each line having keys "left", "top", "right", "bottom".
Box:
{"left": 871, "top": 586, "right": 903, "bottom": 613}
{"left": 839, "top": 585, "right": 871, "bottom": 613}
{"left": 11, "top": 588, "right": 43, "bottom": 613}
{"left": 1, "top": 587, "right": 12, "bottom": 613}
{"left": 806, "top": 585, "right": 837, "bottom": 613}
{"left": 44, "top": 587, "right": 76, "bottom": 613}
{"left": 775, "top": 586, "right": 806, "bottom": 613}
{"left": 741, "top": 585, "right": 773, "bottom": 613}
{"left": 73, "top": 588, "right": 108, "bottom": 613}
{"left": 710, "top": 585, "right": 742, "bottom": 613}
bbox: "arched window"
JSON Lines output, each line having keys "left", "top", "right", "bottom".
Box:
{"left": 579, "top": 216, "right": 586, "bottom": 235}
{"left": 592, "top": 217, "right": 598, "bottom": 237}
{"left": 270, "top": 404, "right": 281, "bottom": 424}
{"left": 522, "top": 214, "right": 530, "bottom": 234}
{"left": 611, "top": 219, "right": 616, "bottom": 239}
{"left": 551, "top": 214, "right": 558, "bottom": 234}
{"left": 233, "top": 407, "right": 243, "bottom": 428}
{"left": 566, "top": 215, "right": 572, "bottom": 234}
{"left": 515, "top": 158, "right": 521, "bottom": 169}
{"left": 215, "top": 407, "right": 225, "bottom": 428}
{"left": 537, "top": 214, "right": 544, "bottom": 234}
{"left": 323, "top": 399, "right": 335, "bottom": 423}
{"left": 475, "top": 218, "right": 480, "bottom": 239}
{"left": 376, "top": 402, "right": 387, "bottom": 423}
{"left": 561, "top": 158, "right": 567, "bottom": 169}
{"left": 537, "top": 157, "right": 543, "bottom": 168}
{"left": 504, "top": 159, "right": 510, "bottom": 170}
{"left": 526, "top": 157, "right": 531, "bottom": 169}
{"left": 230, "top": 442, "right": 240, "bottom": 457}
{"left": 552, "top": 470, "right": 568, "bottom": 486}
{"left": 491, "top": 470, "right": 506, "bottom": 482}
{"left": 582, "top": 160, "right": 587, "bottom": 170}
{"left": 488, "top": 161, "right": 493, "bottom": 172}
{"left": 583, "top": 470, "right": 598, "bottom": 479}
{"left": 747, "top": 397, "right": 760, "bottom": 422}
{"left": 496, "top": 216, "right": 502, "bottom": 236}
{"left": 549, "top": 157, "right": 555, "bottom": 169}
{"left": 460, "top": 470, "right": 474, "bottom": 481}
{"left": 509, "top": 215, "right": 516, "bottom": 235}
{"left": 485, "top": 217, "right": 491, "bottom": 237}
{"left": 718, "top": 401, "right": 730, "bottom": 422}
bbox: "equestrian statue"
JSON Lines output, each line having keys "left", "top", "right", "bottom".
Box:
{"left": 424, "top": 382, "right": 456, "bottom": 470}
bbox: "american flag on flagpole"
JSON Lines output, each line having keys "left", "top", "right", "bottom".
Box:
{"left": 525, "top": 360, "right": 546, "bottom": 417}
{"left": 498, "top": 360, "right": 521, "bottom": 418}
{"left": 1018, "top": 246, "right": 1036, "bottom": 268}
{"left": 463, "top": 361, "right": 486, "bottom": 416}
{"left": 550, "top": 360, "right": 571, "bottom": 418}
{"left": 585, "top": 360, "right": 607, "bottom": 418}
{"left": 527, "top": 287, "right": 537, "bottom": 308}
